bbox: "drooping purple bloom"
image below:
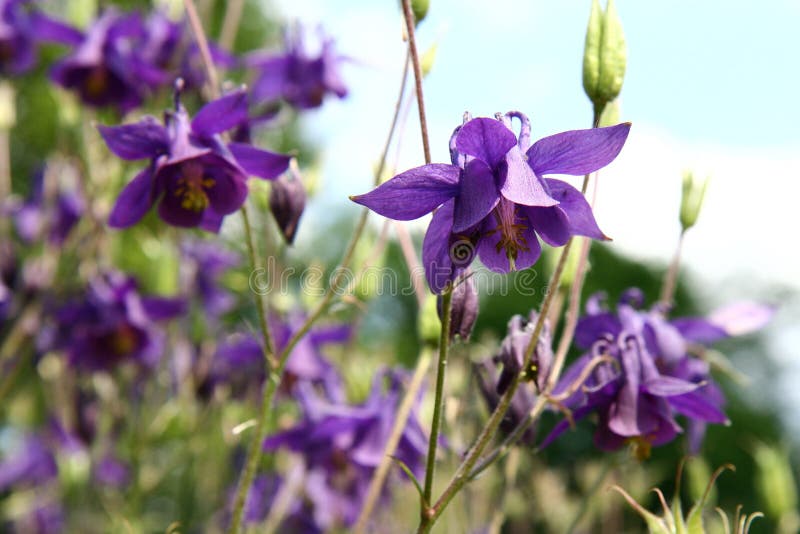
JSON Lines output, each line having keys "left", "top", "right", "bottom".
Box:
{"left": 352, "top": 112, "right": 630, "bottom": 292}
{"left": 269, "top": 166, "right": 306, "bottom": 245}
{"left": 11, "top": 168, "right": 84, "bottom": 245}
{"left": 50, "top": 10, "right": 168, "bottom": 113}
{"left": 247, "top": 27, "right": 347, "bottom": 110}
{"left": 262, "top": 369, "right": 427, "bottom": 531}
{"left": 543, "top": 291, "right": 773, "bottom": 455}
{"left": 98, "top": 83, "right": 291, "bottom": 232}
{"left": 438, "top": 272, "right": 479, "bottom": 340}
{"left": 0, "top": 0, "right": 82, "bottom": 76}
{"left": 180, "top": 239, "right": 239, "bottom": 317}
{"left": 475, "top": 310, "right": 553, "bottom": 444}
{"left": 207, "top": 313, "right": 351, "bottom": 399}
{"left": 48, "top": 271, "right": 185, "bottom": 372}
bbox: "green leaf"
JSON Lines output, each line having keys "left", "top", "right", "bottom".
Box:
{"left": 390, "top": 455, "right": 428, "bottom": 506}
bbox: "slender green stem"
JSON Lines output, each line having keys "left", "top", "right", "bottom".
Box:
{"left": 354, "top": 348, "right": 433, "bottom": 533}
{"left": 241, "top": 204, "right": 277, "bottom": 363}
{"left": 183, "top": 0, "right": 219, "bottom": 98}
{"left": 218, "top": 0, "right": 246, "bottom": 51}
{"left": 401, "top": 0, "right": 432, "bottom": 165}
{"left": 422, "top": 287, "right": 452, "bottom": 508}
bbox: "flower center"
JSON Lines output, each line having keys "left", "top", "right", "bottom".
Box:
{"left": 174, "top": 161, "right": 215, "bottom": 212}
{"left": 107, "top": 323, "right": 138, "bottom": 356}
{"left": 487, "top": 198, "right": 529, "bottom": 269}
{"left": 84, "top": 67, "right": 109, "bottom": 98}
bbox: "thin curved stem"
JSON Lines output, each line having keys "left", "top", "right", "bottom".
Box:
{"left": 659, "top": 230, "right": 686, "bottom": 307}
{"left": 422, "top": 287, "right": 452, "bottom": 508}
{"left": 401, "top": 0, "right": 432, "bottom": 165}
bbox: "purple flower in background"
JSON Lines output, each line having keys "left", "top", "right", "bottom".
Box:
{"left": 262, "top": 369, "right": 427, "bottom": 530}
{"left": 0, "top": 435, "right": 58, "bottom": 491}
{"left": 352, "top": 112, "right": 630, "bottom": 292}
{"left": 247, "top": 26, "right": 347, "bottom": 110}
{"left": 543, "top": 290, "right": 774, "bottom": 456}
{"left": 50, "top": 10, "right": 167, "bottom": 113}
{"left": 180, "top": 239, "right": 239, "bottom": 317}
{"left": 98, "top": 83, "right": 291, "bottom": 231}
{"left": 0, "top": 0, "right": 81, "bottom": 76}
{"left": 269, "top": 166, "right": 306, "bottom": 245}
{"left": 208, "top": 313, "right": 350, "bottom": 399}
{"left": 11, "top": 168, "right": 84, "bottom": 245}
{"left": 475, "top": 310, "right": 553, "bottom": 444}
{"left": 93, "top": 454, "right": 131, "bottom": 488}
{"left": 49, "top": 271, "right": 185, "bottom": 372}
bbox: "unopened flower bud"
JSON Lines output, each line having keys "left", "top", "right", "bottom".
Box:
{"left": 269, "top": 162, "right": 306, "bottom": 245}
{"left": 754, "top": 442, "right": 798, "bottom": 521}
{"left": 410, "top": 0, "right": 429, "bottom": 25}
{"left": 421, "top": 43, "right": 437, "bottom": 78}
{"left": 583, "top": 0, "right": 627, "bottom": 118}
{"left": 437, "top": 274, "right": 478, "bottom": 341}
{"left": 680, "top": 171, "right": 708, "bottom": 231}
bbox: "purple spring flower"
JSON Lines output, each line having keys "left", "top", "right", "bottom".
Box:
{"left": 97, "top": 83, "right": 291, "bottom": 232}
{"left": 50, "top": 10, "right": 168, "bottom": 113}
{"left": 262, "top": 369, "right": 427, "bottom": 530}
{"left": 0, "top": 434, "right": 58, "bottom": 491}
{"left": 93, "top": 454, "right": 131, "bottom": 488}
{"left": 49, "top": 271, "right": 185, "bottom": 372}
{"left": 352, "top": 112, "right": 630, "bottom": 292}
{"left": 11, "top": 168, "right": 84, "bottom": 245}
{"left": 543, "top": 290, "right": 774, "bottom": 456}
{"left": 180, "top": 239, "right": 239, "bottom": 317}
{"left": 208, "top": 314, "right": 350, "bottom": 399}
{"left": 0, "top": 0, "right": 81, "bottom": 76}
{"left": 475, "top": 310, "right": 553, "bottom": 444}
{"left": 247, "top": 27, "right": 347, "bottom": 110}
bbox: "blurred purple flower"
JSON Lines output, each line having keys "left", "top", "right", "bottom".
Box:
{"left": 352, "top": 112, "right": 630, "bottom": 292}
{"left": 97, "top": 83, "right": 291, "bottom": 231}
{"left": 180, "top": 239, "right": 239, "bottom": 317}
{"left": 269, "top": 167, "right": 306, "bottom": 245}
{"left": 262, "top": 369, "right": 427, "bottom": 530}
{"left": 543, "top": 290, "right": 774, "bottom": 456}
{"left": 93, "top": 454, "right": 131, "bottom": 488}
{"left": 11, "top": 168, "right": 84, "bottom": 245}
{"left": 208, "top": 313, "right": 351, "bottom": 399}
{"left": 0, "top": 0, "right": 81, "bottom": 76}
{"left": 50, "top": 10, "right": 168, "bottom": 113}
{"left": 475, "top": 310, "right": 553, "bottom": 444}
{"left": 0, "top": 435, "right": 58, "bottom": 491}
{"left": 49, "top": 271, "right": 185, "bottom": 372}
{"left": 247, "top": 27, "right": 347, "bottom": 110}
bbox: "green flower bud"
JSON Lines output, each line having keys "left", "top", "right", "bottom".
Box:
{"left": 754, "top": 442, "right": 798, "bottom": 521}
{"left": 583, "top": 0, "right": 627, "bottom": 118}
{"left": 597, "top": 98, "right": 620, "bottom": 128}
{"left": 411, "top": 0, "right": 429, "bottom": 25}
{"left": 421, "top": 43, "right": 438, "bottom": 78}
{"left": 680, "top": 171, "right": 709, "bottom": 231}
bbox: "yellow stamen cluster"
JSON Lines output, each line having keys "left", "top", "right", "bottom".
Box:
{"left": 173, "top": 162, "right": 216, "bottom": 212}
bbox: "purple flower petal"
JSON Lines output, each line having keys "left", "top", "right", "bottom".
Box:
{"left": 108, "top": 168, "right": 156, "bottom": 228}
{"left": 527, "top": 123, "right": 631, "bottom": 176}
{"left": 709, "top": 302, "right": 775, "bottom": 336}
{"left": 452, "top": 159, "right": 499, "bottom": 232}
{"left": 97, "top": 119, "right": 169, "bottom": 160}
{"left": 642, "top": 376, "right": 703, "bottom": 396}
{"left": 671, "top": 318, "right": 728, "bottom": 344}
{"left": 227, "top": 142, "right": 292, "bottom": 181}
{"left": 607, "top": 343, "right": 641, "bottom": 437}
{"left": 422, "top": 199, "right": 462, "bottom": 293}
{"left": 498, "top": 146, "right": 557, "bottom": 207}
{"left": 191, "top": 89, "right": 249, "bottom": 137}
{"left": 30, "top": 12, "right": 84, "bottom": 46}
{"left": 455, "top": 117, "right": 517, "bottom": 167}
{"left": 668, "top": 391, "right": 728, "bottom": 424}
{"left": 141, "top": 297, "right": 186, "bottom": 321}
{"left": 526, "top": 205, "right": 571, "bottom": 246}
{"left": 544, "top": 178, "right": 607, "bottom": 240}
{"left": 351, "top": 164, "right": 460, "bottom": 221}
{"left": 199, "top": 207, "right": 225, "bottom": 233}
{"left": 574, "top": 313, "right": 620, "bottom": 348}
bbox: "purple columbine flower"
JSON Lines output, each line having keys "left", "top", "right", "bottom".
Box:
{"left": 352, "top": 112, "right": 630, "bottom": 292}
{"left": 543, "top": 290, "right": 774, "bottom": 456}
{"left": 475, "top": 310, "right": 553, "bottom": 444}
{"left": 11, "top": 168, "right": 84, "bottom": 245}
{"left": 208, "top": 313, "right": 350, "bottom": 399}
{"left": 180, "top": 239, "right": 239, "bottom": 318}
{"left": 247, "top": 26, "right": 347, "bottom": 110}
{"left": 0, "top": 0, "right": 81, "bottom": 76}
{"left": 0, "top": 434, "right": 58, "bottom": 491}
{"left": 98, "top": 82, "right": 291, "bottom": 232}
{"left": 50, "top": 10, "right": 168, "bottom": 113}
{"left": 48, "top": 271, "right": 185, "bottom": 372}
{"left": 262, "top": 369, "right": 427, "bottom": 531}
